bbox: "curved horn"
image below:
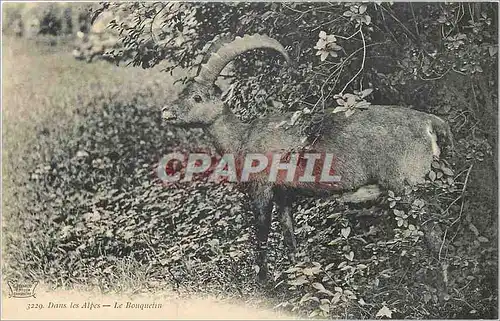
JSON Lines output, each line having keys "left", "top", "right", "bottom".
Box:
{"left": 194, "top": 34, "right": 291, "bottom": 85}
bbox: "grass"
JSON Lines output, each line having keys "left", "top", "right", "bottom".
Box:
{"left": 1, "top": 35, "right": 297, "bottom": 319}
{"left": 2, "top": 34, "right": 184, "bottom": 227}
{"left": 2, "top": 37, "right": 176, "bottom": 291}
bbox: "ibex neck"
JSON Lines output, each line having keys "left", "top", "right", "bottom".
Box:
{"left": 204, "top": 109, "right": 247, "bottom": 154}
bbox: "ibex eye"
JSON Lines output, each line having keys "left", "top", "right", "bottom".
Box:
{"left": 193, "top": 95, "right": 203, "bottom": 103}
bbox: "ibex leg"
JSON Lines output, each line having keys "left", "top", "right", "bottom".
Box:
{"left": 248, "top": 183, "right": 274, "bottom": 282}
{"left": 275, "top": 189, "right": 297, "bottom": 264}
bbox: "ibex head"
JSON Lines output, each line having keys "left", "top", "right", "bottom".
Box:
{"left": 162, "top": 34, "right": 291, "bottom": 127}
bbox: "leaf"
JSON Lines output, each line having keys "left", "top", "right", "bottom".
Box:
{"left": 360, "top": 88, "right": 373, "bottom": 98}
{"left": 320, "top": 51, "right": 329, "bottom": 61}
{"left": 478, "top": 236, "right": 489, "bottom": 243}
{"left": 312, "top": 282, "right": 327, "bottom": 291}
{"left": 359, "top": 4, "right": 367, "bottom": 14}
{"left": 432, "top": 161, "right": 441, "bottom": 169}
{"left": 284, "top": 266, "right": 301, "bottom": 273}
{"left": 288, "top": 275, "right": 308, "bottom": 286}
{"left": 489, "top": 46, "right": 498, "bottom": 56}
{"left": 299, "top": 292, "right": 312, "bottom": 304}
{"left": 364, "top": 15, "right": 372, "bottom": 25}
{"left": 313, "top": 282, "right": 334, "bottom": 296}
{"left": 314, "top": 38, "right": 327, "bottom": 50}
{"left": 469, "top": 223, "right": 479, "bottom": 236}
{"left": 376, "top": 305, "right": 393, "bottom": 318}
{"left": 320, "top": 299, "right": 330, "bottom": 305}
{"left": 302, "top": 266, "right": 321, "bottom": 276}
{"left": 442, "top": 167, "right": 454, "bottom": 176}
{"left": 341, "top": 227, "right": 351, "bottom": 238}
{"left": 346, "top": 94, "right": 357, "bottom": 106}
{"left": 343, "top": 10, "right": 354, "bottom": 17}
{"left": 319, "top": 30, "right": 327, "bottom": 39}
{"left": 329, "top": 43, "right": 343, "bottom": 51}
{"left": 319, "top": 304, "right": 330, "bottom": 313}
{"left": 413, "top": 199, "right": 425, "bottom": 208}
{"left": 332, "top": 106, "right": 348, "bottom": 114}
{"left": 336, "top": 98, "right": 347, "bottom": 106}
{"left": 344, "top": 251, "right": 354, "bottom": 261}
{"left": 355, "top": 101, "right": 371, "bottom": 109}
{"left": 389, "top": 201, "right": 396, "bottom": 208}
{"left": 388, "top": 190, "right": 395, "bottom": 198}
{"left": 429, "top": 170, "right": 436, "bottom": 181}
{"left": 290, "top": 110, "right": 303, "bottom": 125}
{"left": 345, "top": 109, "right": 355, "bottom": 117}
{"left": 326, "top": 34, "right": 337, "bottom": 42}
{"left": 324, "top": 262, "right": 335, "bottom": 271}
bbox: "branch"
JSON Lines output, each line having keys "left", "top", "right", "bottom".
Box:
{"left": 339, "top": 26, "right": 366, "bottom": 95}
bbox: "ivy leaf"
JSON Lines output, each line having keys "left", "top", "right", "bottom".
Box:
{"left": 313, "top": 282, "right": 335, "bottom": 296}
{"left": 341, "top": 226, "right": 351, "bottom": 238}
{"left": 429, "top": 170, "right": 436, "bottom": 181}
{"left": 288, "top": 275, "right": 309, "bottom": 286}
{"left": 376, "top": 305, "right": 393, "bottom": 318}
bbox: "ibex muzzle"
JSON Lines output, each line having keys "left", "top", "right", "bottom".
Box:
{"left": 162, "top": 34, "right": 454, "bottom": 282}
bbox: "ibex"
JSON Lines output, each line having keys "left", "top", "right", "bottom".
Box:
{"left": 161, "top": 34, "right": 453, "bottom": 281}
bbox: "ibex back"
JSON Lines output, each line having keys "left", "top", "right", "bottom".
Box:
{"left": 161, "top": 34, "right": 453, "bottom": 281}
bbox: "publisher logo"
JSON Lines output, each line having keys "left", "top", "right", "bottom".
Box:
{"left": 7, "top": 280, "right": 38, "bottom": 298}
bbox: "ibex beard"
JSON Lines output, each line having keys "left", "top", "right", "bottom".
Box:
{"left": 157, "top": 151, "right": 343, "bottom": 188}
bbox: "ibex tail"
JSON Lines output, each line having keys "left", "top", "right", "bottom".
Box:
{"left": 431, "top": 115, "right": 455, "bottom": 157}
